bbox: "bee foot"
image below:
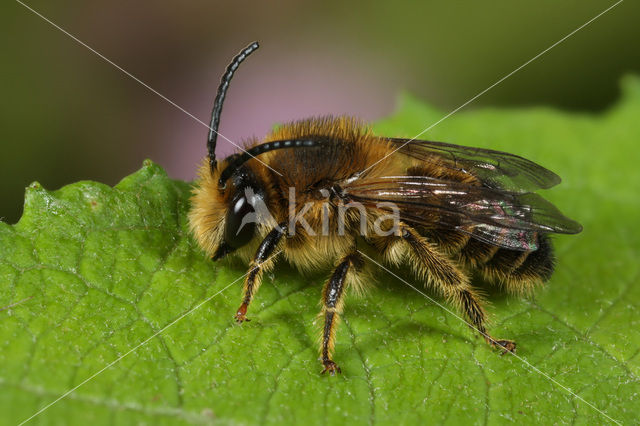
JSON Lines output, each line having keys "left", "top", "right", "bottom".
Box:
{"left": 321, "top": 360, "right": 342, "bottom": 376}
{"left": 235, "top": 303, "right": 250, "bottom": 323}
{"left": 492, "top": 339, "right": 516, "bottom": 355}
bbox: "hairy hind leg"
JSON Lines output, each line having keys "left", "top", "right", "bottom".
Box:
{"left": 378, "top": 224, "right": 516, "bottom": 353}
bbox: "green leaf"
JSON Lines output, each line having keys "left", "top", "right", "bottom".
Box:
{"left": 2, "top": 77, "right": 640, "bottom": 425}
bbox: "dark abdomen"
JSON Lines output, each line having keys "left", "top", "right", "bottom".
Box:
{"left": 458, "top": 233, "right": 555, "bottom": 292}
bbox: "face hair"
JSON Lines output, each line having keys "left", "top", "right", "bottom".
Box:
{"left": 207, "top": 41, "right": 260, "bottom": 172}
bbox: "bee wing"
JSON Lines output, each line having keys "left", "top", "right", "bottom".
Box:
{"left": 344, "top": 176, "right": 582, "bottom": 250}
{"left": 384, "top": 137, "right": 561, "bottom": 192}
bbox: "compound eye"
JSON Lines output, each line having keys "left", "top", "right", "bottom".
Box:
{"left": 224, "top": 195, "right": 256, "bottom": 248}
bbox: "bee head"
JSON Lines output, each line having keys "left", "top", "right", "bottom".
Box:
{"left": 189, "top": 156, "right": 269, "bottom": 261}
{"left": 188, "top": 42, "right": 266, "bottom": 261}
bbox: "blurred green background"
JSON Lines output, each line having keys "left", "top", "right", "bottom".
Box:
{"left": 2, "top": 0, "right": 638, "bottom": 224}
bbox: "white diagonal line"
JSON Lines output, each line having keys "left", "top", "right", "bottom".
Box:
{"left": 18, "top": 250, "right": 282, "bottom": 425}
{"left": 360, "top": 0, "right": 624, "bottom": 177}
{"left": 15, "top": 0, "right": 283, "bottom": 177}
{"left": 357, "top": 250, "right": 621, "bottom": 425}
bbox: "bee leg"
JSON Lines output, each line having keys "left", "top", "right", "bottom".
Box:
{"left": 319, "top": 252, "right": 364, "bottom": 375}
{"left": 399, "top": 225, "right": 516, "bottom": 354}
{"left": 235, "top": 223, "right": 286, "bottom": 323}
{"left": 458, "top": 289, "right": 516, "bottom": 354}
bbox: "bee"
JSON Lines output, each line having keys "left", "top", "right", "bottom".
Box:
{"left": 188, "top": 42, "right": 582, "bottom": 375}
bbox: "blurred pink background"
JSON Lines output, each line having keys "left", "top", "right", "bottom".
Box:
{"left": 2, "top": 1, "right": 639, "bottom": 222}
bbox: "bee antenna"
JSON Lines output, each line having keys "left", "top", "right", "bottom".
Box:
{"left": 218, "top": 138, "right": 331, "bottom": 188}
{"left": 208, "top": 41, "right": 260, "bottom": 172}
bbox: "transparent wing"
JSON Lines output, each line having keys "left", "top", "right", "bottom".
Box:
{"left": 384, "top": 137, "right": 561, "bottom": 192}
{"left": 345, "top": 176, "right": 582, "bottom": 250}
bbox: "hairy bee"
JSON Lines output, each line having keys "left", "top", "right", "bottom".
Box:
{"left": 188, "top": 42, "right": 582, "bottom": 375}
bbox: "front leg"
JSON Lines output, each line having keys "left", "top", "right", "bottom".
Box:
{"left": 320, "top": 252, "right": 364, "bottom": 375}
{"left": 235, "top": 223, "right": 287, "bottom": 323}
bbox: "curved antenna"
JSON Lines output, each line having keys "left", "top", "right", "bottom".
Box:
{"left": 208, "top": 41, "right": 260, "bottom": 172}
{"left": 218, "top": 138, "right": 331, "bottom": 187}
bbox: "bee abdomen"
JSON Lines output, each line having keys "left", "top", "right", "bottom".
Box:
{"left": 421, "top": 228, "right": 470, "bottom": 254}
{"left": 480, "top": 248, "right": 529, "bottom": 281}
{"left": 507, "top": 235, "right": 555, "bottom": 284}
{"left": 457, "top": 237, "right": 499, "bottom": 267}
{"left": 458, "top": 234, "right": 555, "bottom": 292}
